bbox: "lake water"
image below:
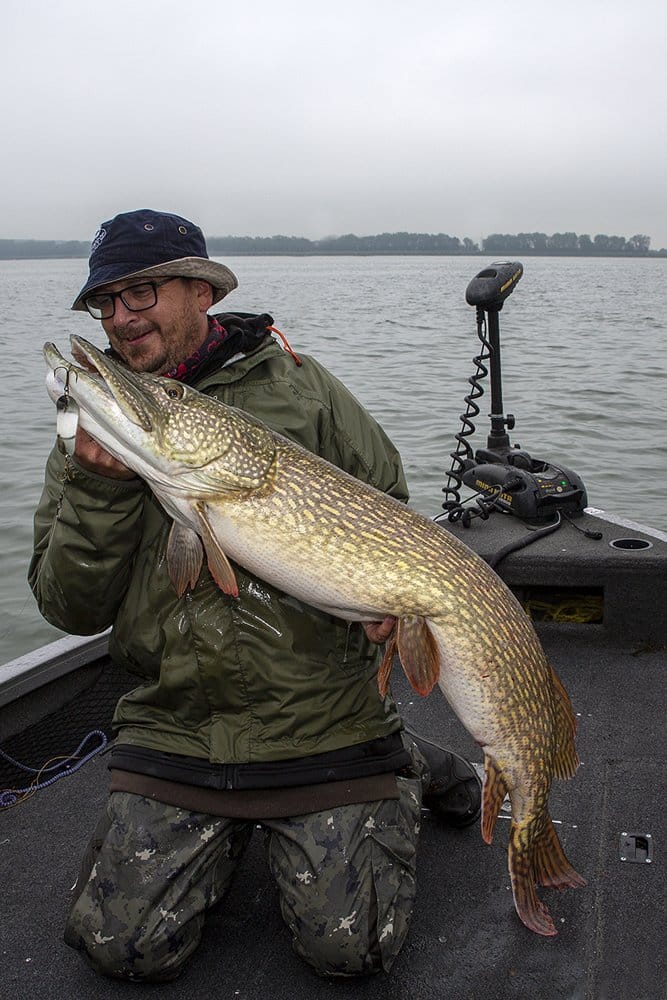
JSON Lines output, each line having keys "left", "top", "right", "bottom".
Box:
{"left": 1, "top": 255, "right": 666, "bottom": 665}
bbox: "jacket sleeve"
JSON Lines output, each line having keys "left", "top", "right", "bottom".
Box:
{"left": 28, "top": 445, "right": 147, "bottom": 634}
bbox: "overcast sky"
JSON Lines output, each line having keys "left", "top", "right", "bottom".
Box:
{"left": 3, "top": 0, "right": 666, "bottom": 248}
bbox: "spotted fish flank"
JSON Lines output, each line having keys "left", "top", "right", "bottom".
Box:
{"left": 44, "top": 336, "right": 585, "bottom": 936}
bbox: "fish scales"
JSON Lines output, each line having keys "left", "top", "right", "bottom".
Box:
{"left": 43, "top": 336, "right": 586, "bottom": 937}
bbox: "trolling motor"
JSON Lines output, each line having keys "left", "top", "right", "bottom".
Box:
{"left": 441, "top": 262, "right": 588, "bottom": 526}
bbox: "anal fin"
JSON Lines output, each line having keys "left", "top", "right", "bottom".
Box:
{"left": 481, "top": 754, "right": 509, "bottom": 844}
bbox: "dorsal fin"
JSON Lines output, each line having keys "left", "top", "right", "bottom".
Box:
{"left": 550, "top": 663, "right": 580, "bottom": 780}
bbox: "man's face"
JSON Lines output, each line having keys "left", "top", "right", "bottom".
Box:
{"left": 97, "top": 277, "right": 212, "bottom": 374}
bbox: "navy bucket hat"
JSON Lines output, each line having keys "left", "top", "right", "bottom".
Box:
{"left": 71, "top": 209, "right": 238, "bottom": 311}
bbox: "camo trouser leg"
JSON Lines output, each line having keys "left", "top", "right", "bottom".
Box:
{"left": 65, "top": 772, "right": 423, "bottom": 981}
{"left": 264, "top": 773, "right": 423, "bottom": 977}
{"left": 64, "top": 793, "right": 254, "bottom": 981}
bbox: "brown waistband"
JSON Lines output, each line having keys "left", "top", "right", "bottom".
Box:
{"left": 109, "top": 768, "right": 399, "bottom": 819}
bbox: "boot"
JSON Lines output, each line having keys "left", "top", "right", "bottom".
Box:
{"left": 405, "top": 726, "right": 482, "bottom": 829}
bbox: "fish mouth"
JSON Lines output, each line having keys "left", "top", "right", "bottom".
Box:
{"left": 43, "top": 336, "right": 159, "bottom": 432}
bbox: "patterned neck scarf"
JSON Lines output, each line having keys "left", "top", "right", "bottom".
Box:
{"left": 163, "top": 316, "right": 228, "bottom": 383}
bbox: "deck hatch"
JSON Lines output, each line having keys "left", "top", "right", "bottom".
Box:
{"left": 619, "top": 832, "right": 654, "bottom": 864}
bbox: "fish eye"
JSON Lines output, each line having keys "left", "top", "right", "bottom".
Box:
{"left": 164, "top": 384, "right": 184, "bottom": 400}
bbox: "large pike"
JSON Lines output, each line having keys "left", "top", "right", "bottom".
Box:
{"left": 44, "top": 336, "right": 585, "bottom": 936}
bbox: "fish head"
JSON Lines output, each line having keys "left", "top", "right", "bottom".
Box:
{"left": 42, "top": 336, "right": 276, "bottom": 497}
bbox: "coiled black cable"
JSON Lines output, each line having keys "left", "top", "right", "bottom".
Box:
{"left": 439, "top": 312, "right": 494, "bottom": 524}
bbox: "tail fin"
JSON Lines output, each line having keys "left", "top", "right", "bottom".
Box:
{"left": 533, "top": 813, "right": 587, "bottom": 891}
{"left": 509, "top": 812, "right": 586, "bottom": 937}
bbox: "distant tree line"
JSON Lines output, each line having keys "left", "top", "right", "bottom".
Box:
{"left": 0, "top": 231, "right": 664, "bottom": 260}
{"left": 0, "top": 239, "right": 89, "bottom": 259}
{"left": 207, "top": 232, "right": 480, "bottom": 254}
{"left": 481, "top": 232, "right": 653, "bottom": 254}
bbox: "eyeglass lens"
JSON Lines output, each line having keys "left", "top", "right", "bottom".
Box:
{"left": 85, "top": 282, "right": 159, "bottom": 319}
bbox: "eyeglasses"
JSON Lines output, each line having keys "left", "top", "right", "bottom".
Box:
{"left": 83, "top": 277, "right": 180, "bottom": 319}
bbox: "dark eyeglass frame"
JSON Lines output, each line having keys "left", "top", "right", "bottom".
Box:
{"left": 83, "top": 277, "right": 181, "bottom": 319}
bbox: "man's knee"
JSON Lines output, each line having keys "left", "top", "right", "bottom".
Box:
{"left": 63, "top": 794, "right": 248, "bottom": 982}
{"left": 288, "top": 866, "right": 414, "bottom": 977}
{"left": 291, "top": 918, "right": 385, "bottom": 977}
{"left": 271, "top": 777, "right": 422, "bottom": 977}
{"left": 64, "top": 890, "right": 203, "bottom": 981}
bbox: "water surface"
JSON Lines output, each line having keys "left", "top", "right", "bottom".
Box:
{"left": 1, "top": 256, "right": 665, "bottom": 663}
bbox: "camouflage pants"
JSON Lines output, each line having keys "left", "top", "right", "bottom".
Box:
{"left": 64, "top": 775, "right": 423, "bottom": 981}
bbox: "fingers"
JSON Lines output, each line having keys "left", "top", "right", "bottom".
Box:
{"left": 363, "top": 615, "right": 397, "bottom": 644}
{"left": 74, "top": 427, "right": 136, "bottom": 480}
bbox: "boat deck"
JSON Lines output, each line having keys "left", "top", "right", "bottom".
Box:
{"left": 1, "top": 622, "right": 664, "bottom": 1000}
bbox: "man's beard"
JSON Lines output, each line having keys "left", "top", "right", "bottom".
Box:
{"left": 112, "top": 312, "right": 204, "bottom": 375}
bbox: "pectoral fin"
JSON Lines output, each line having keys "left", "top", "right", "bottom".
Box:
{"left": 167, "top": 521, "right": 204, "bottom": 596}
{"left": 194, "top": 504, "right": 239, "bottom": 597}
{"left": 396, "top": 615, "right": 440, "bottom": 696}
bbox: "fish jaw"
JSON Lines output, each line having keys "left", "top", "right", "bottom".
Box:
{"left": 69, "top": 336, "right": 277, "bottom": 496}
{"left": 44, "top": 341, "right": 89, "bottom": 406}
{"left": 43, "top": 338, "right": 277, "bottom": 504}
{"left": 43, "top": 341, "right": 162, "bottom": 483}
{"left": 69, "top": 336, "right": 157, "bottom": 432}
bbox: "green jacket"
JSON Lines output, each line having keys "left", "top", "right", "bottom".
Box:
{"left": 29, "top": 332, "right": 409, "bottom": 764}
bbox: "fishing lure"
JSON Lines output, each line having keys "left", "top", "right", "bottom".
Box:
{"left": 54, "top": 366, "right": 79, "bottom": 455}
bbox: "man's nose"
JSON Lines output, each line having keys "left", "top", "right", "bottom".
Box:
{"left": 111, "top": 296, "right": 139, "bottom": 326}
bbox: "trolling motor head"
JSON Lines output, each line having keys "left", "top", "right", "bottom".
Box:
{"left": 465, "top": 261, "right": 523, "bottom": 311}
{"left": 442, "top": 262, "right": 588, "bottom": 525}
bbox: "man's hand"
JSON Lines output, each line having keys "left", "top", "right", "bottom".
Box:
{"left": 74, "top": 427, "right": 136, "bottom": 480}
{"left": 363, "top": 616, "right": 396, "bottom": 644}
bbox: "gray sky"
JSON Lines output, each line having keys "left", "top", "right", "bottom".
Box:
{"left": 3, "top": 0, "right": 666, "bottom": 248}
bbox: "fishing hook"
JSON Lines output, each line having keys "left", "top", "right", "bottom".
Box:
{"left": 53, "top": 364, "right": 78, "bottom": 397}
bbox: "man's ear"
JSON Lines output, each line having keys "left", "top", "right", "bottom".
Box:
{"left": 194, "top": 280, "right": 214, "bottom": 312}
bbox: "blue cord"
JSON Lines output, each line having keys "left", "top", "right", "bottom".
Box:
{"left": 0, "top": 729, "right": 108, "bottom": 807}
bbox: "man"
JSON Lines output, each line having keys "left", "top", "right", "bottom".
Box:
{"left": 29, "top": 209, "right": 480, "bottom": 982}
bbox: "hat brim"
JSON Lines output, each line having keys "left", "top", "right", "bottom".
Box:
{"left": 71, "top": 257, "right": 238, "bottom": 311}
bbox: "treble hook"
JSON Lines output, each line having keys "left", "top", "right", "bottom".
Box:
{"left": 54, "top": 364, "right": 78, "bottom": 400}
